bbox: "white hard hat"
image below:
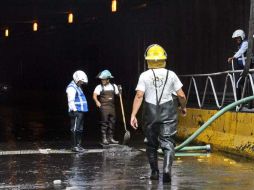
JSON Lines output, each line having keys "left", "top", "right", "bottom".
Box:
{"left": 73, "top": 70, "right": 88, "bottom": 83}
{"left": 232, "top": 29, "right": 245, "bottom": 40}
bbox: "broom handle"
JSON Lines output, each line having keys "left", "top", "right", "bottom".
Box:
{"left": 118, "top": 86, "right": 127, "bottom": 131}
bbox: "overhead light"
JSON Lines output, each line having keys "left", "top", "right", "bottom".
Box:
{"left": 68, "top": 13, "right": 74, "bottom": 24}
{"left": 4, "top": 29, "right": 9, "bottom": 37}
{"left": 33, "top": 22, "right": 38, "bottom": 31}
{"left": 112, "top": 0, "right": 117, "bottom": 12}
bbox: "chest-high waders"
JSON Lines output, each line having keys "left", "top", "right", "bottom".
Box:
{"left": 99, "top": 84, "right": 118, "bottom": 144}
{"left": 142, "top": 70, "right": 178, "bottom": 182}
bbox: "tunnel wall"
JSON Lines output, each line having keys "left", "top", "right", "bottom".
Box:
{"left": 0, "top": 0, "right": 250, "bottom": 95}
{"left": 0, "top": 1, "right": 252, "bottom": 143}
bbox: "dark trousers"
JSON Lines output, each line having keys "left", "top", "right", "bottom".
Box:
{"left": 100, "top": 107, "right": 116, "bottom": 139}
{"left": 69, "top": 111, "right": 84, "bottom": 147}
{"left": 233, "top": 62, "right": 245, "bottom": 100}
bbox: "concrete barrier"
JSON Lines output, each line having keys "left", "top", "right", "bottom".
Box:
{"left": 177, "top": 108, "right": 254, "bottom": 158}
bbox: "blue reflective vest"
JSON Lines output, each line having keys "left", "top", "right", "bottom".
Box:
{"left": 66, "top": 81, "right": 88, "bottom": 112}
{"left": 237, "top": 40, "right": 247, "bottom": 67}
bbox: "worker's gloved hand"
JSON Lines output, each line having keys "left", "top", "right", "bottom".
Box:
{"left": 96, "top": 101, "right": 101, "bottom": 108}
{"left": 118, "top": 85, "right": 122, "bottom": 94}
{"left": 179, "top": 107, "right": 187, "bottom": 116}
{"left": 227, "top": 57, "right": 234, "bottom": 63}
{"left": 71, "top": 110, "right": 78, "bottom": 116}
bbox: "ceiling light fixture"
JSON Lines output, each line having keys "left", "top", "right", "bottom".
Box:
{"left": 68, "top": 13, "right": 74, "bottom": 24}
{"left": 112, "top": 0, "right": 117, "bottom": 12}
{"left": 33, "top": 22, "right": 38, "bottom": 31}
{"left": 4, "top": 28, "right": 9, "bottom": 37}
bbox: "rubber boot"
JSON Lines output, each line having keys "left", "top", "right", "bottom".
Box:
{"left": 163, "top": 150, "right": 174, "bottom": 183}
{"left": 108, "top": 127, "right": 118, "bottom": 144}
{"left": 108, "top": 136, "right": 119, "bottom": 144}
{"left": 71, "top": 133, "right": 79, "bottom": 152}
{"left": 71, "top": 132, "right": 85, "bottom": 153}
{"left": 76, "top": 132, "right": 85, "bottom": 152}
{"left": 102, "top": 134, "right": 109, "bottom": 145}
{"left": 147, "top": 148, "right": 159, "bottom": 180}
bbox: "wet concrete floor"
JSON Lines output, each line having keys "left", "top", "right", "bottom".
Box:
{"left": 0, "top": 104, "right": 254, "bottom": 189}
{"left": 0, "top": 141, "right": 254, "bottom": 190}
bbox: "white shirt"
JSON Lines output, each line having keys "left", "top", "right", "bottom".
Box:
{"left": 94, "top": 83, "right": 119, "bottom": 95}
{"left": 66, "top": 85, "right": 78, "bottom": 111}
{"left": 233, "top": 41, "right": 248, "bottom": 59}
{"left": 136, "top": 68, "right": 183, "bottom": 105}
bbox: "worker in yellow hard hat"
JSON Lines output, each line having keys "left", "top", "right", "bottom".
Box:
{"left": 130, "top": 44, "right": 187, "bottom": 183}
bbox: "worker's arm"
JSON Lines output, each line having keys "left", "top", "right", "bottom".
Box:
{"left": 93, "top": 93, "right": 101, "bottom": 108}
{"left": 228, "top": 41, "right": 248, "bottom": 63}
{"left": 114, "top": 84, "right": 120, "bottom": 97}
{"left": 233, "top": 41, "right": 248, "bottom": 59}
{"left": 176, "top": 88, "right": 187, "bottom": 116}
{"left": 130, "top": 90, "right": 144, "bottom": 129}
{"left": 66, "top": 87, "right": 77, "bottom": 112}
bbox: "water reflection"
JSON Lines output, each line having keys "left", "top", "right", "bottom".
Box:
{"left": 0, "top": 105, "right": 254, "bottom": 189}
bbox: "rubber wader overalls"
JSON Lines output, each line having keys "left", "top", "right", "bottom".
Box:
{"left": 142, "top": 69, "right": 178, "bottom": 182}
{"left": 99, "top": 84, "right": 118, "bottom": 144}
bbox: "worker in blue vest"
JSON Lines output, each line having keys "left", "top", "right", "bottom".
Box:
{"left": 228, "top": 29, "right": 248, "bottom": 100}
{"left": 66, "top": 70, "right": 88, "bottom": 153}
{"left": 93, "top": 70, "right": 119, "bottom": 145}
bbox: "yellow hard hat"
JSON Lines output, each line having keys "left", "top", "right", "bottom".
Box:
{"left": 144, "top": 44, "right": 167, "bottom": 61}
{"left": 144, "top": 44, "right": 167, "bottom": 69}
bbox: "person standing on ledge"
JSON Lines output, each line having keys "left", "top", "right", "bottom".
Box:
{"left": 227, "top": 29, "right": 248, "bottom": 100}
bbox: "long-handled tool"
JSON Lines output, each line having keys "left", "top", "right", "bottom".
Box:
{"left": 118, "top": 85, "right": 130, "bottom": 145}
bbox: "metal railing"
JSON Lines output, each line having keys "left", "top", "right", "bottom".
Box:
{"left": 179, "top": 67, "right": 254, "bottom": 111}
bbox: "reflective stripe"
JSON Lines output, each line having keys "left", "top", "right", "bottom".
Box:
{"left": 67, "top": 81, "right": 88, "bottom": 112}
{"left": 74, "top": 117, "right": 77, "bottom": 132}
{"left": 239, "top": 54, "right": 246, "bottom": 66}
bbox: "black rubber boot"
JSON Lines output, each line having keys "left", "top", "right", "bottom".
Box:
{"left": 76, "top": 132, "right": 85, "bottom": 152}
{"left": 163, "top": 150, "right": 174, "bottom": 183}
{"left": 108, "top": 138, "right": 119, "bottom": 144}
{"left": 71, "top": 133, "right": 79, "bottom": 152}
{"left": 147, "top": 148, "right": 159, "bottom": 180}
{"left": 150, "top": 170, "right": 159, "bottom": 180}
{"left": 108, "top": 129, "right": 118, "bottom": 144}
{"left": 71, "top": 132, "right": 85, "bottom": 153}
{"left": 71, "top": 132, "right": 77, "bottom": 148}
{"left": 102, "top": 134, "right": 109, "bottom": 145}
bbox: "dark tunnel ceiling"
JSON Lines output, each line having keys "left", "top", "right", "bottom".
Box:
{"left": 0, "top": 0, "right": 168, "bottom": 38}
{"left": 0, "top": 0, "right": 161, "bottom": 25}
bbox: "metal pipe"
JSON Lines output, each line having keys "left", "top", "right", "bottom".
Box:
{"left": 175, "top": 95, "right": 254, "bottom": 151}
{"left": 175, "top": 153, "right": 210, "bottom": 157}
{"left": 156, "top": 145, "right": 211, "bottom": 153}
{"left": 139, "top": 148, "right": 209, "bottom": 157}
{"left": 178, "top": 145, "right": 211, "bottom": 151}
